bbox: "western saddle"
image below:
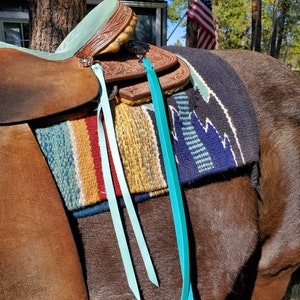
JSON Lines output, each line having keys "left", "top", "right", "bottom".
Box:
{"left": 0, "top": 1, "right": 193, "bottom": 298}
{"left": 0, "top": 0, "right": 190, "bottom": 125}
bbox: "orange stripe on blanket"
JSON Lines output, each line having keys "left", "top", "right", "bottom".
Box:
{"left": 70, "top": 118, "right": 100, "bottom": 206}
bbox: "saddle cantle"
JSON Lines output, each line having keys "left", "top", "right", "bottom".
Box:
{"left": 0, "top": 0, "right": 137, "bottom": 61}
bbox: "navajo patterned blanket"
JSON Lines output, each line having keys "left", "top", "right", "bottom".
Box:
{"left": 35, "top": 48, "right": 259, "bottom": 218}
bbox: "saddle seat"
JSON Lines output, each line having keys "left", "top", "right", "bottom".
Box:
{"left": 0, "top": 0, "right": 137, "bottom": 125}
{"left": 0, "top": 0, "right": 190, "bottom": 125}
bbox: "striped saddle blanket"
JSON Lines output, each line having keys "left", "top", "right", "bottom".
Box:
{"left": 35, "top": 48, "right": 259, "bottom": 218}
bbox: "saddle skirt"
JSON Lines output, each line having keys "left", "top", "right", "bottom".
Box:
{"left": 34, "top": 48, "right": 259, "bottom": 217}
{"left": 99, "top": 42, "right": 191, "bottom": 103}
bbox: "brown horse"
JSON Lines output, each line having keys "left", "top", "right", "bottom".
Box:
{"left": 1, "top": 46, "right": 299, "bottom": 300}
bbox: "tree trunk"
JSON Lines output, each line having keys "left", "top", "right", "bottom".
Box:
{"left": 274, "top": 0, "right": 290, "bottom": 58}
{"left": 268, "top": 0, "right": 290, "bottom": 58}
{"left": 186, "top": 0, "right": 197, "bottom": 47}
{"left": 268, "top": 0, "right": 280, "bottom": 57}
{"left": 186, "top": 17, "right": 199, "bottom": 48}
{"left": 28, "top": 0, "right": 86, "bottom": 52}
{"left": 251, "top": 0, "right": 261, "bottom": 52}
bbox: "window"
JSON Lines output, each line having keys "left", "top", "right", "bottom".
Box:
{"left": 2, "top": 21, "right": 29, "bottom": 47}
{"left": 0, "top": 0, "right": 29, "bottom": 46}
{"left": 121, "top": 1, "right": 167, "bottom": 46}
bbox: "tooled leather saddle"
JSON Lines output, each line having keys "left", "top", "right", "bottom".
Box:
{"left": 0, "top": 2, "right": 192, "bottom": 298}
{"left": 0, "top": 0, "right": 190, "bottom": 125}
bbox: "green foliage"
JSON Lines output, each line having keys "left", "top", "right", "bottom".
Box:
{"left": 173, "top": 39, "right": 184, "bottom": 46}
{"left": 168, "top": 0, "right": 188, "bottom": 23}
{"left": 214, "top": 0, "right": 252, "bottom": 49}
{"left": 214, "top": 0, "right": 300, "bottom": 66}
{"left": 167, "top": 0, "right": 300, "bottom": 66}
{"left": 280, "top": 1, "right": 300, "bottom": 68}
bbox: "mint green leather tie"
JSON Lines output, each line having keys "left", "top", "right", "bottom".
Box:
{"left": 92, "top": 59, "right": 193, "bottom": 299}
{"left": 142, "top": 57, "right": 194, "bottom": 300}
{"left": 92, "top": 63, "right": 158, "bottom": 300}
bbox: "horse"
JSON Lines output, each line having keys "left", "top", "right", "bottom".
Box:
{"left": 0, "top": 0, "right": 299, "bottom": 299}
{"left": 72, "top": 48, "right": 300, "bottom": 300}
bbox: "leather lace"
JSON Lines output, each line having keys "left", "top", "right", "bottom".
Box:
{"left": 92, "top": 59, "right": 193, "bottom": 299}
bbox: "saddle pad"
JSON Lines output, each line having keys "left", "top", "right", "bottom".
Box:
{"left": 34, "top": 49, "right": 259, "bottom": 217}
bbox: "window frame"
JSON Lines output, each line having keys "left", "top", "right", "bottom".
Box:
{"left": 0, "top": 11, "right": 29, "bottom": 46}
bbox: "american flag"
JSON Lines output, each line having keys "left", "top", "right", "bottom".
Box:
{"left": 187, "top": 0, "right": 216, "bottom": 49}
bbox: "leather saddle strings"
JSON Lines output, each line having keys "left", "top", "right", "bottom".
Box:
{"left": 92, "top": 59, "right": 193, "bottom": 299}
{"left": 92, "top": 63, "right": 158, "bottom": 300}
{"left": 142, "top": 57, "right": 194, "bottom": 300}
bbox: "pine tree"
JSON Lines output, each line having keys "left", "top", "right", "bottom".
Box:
{"left": 28, "top": 0, "right": 86, "bottom": 52}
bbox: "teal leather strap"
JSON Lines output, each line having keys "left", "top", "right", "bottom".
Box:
{"left": 142, "top": 57, "right": 194, "bottom": 300}
{"left": 92, "top": 63, "right": 158, "bottom": 300}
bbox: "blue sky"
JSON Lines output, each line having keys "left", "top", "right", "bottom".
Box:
{"left": 166, "top": 0, "right": 187, "bottom": 46}
{"left": 167, "top": 19, "right": 187, "bottom": 45}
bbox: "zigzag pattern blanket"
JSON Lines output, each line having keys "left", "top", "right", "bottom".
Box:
{"left": 35, "top": 48, "right": 259, "bottom": 218}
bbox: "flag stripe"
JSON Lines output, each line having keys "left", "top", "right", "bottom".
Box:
{"left": 196, "top": 27, "right": 216, "bottom": 49}
{"left": 188, "top": 2, "right": 215, "bottom": 29}
{"left": 187, "top": 0, "right": 216, "bottom": 49}
{"left": 188, "top": 10, "right": 215, "bottom": 36}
